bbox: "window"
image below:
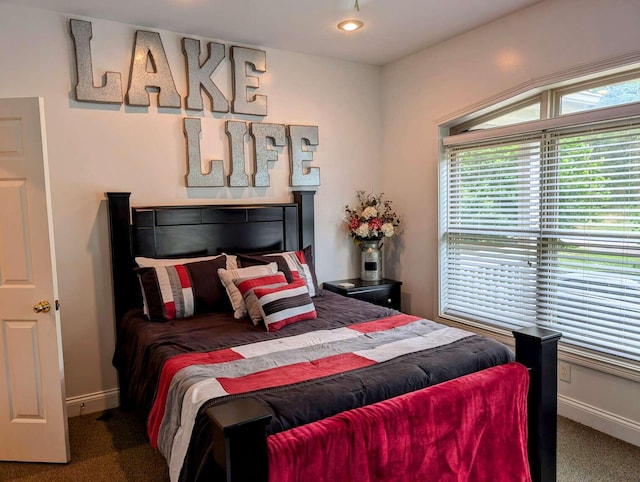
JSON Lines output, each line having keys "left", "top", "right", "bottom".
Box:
{"left": 557, "top": 74, "right": 640, "bottom": 115}
{"left": 456, "top": 100, "right": 542, "bottom": 132}
{"left": 441, "top": 70, "right": 640, "bottom": 363}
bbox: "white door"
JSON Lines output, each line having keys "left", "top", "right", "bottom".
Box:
{"left": 0, "top": 97, "right": 69, "bottom": 462}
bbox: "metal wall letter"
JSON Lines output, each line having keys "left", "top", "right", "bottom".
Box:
{"left": 184, "top": 118, "right": 225, "bottom": 187}
{"left": 250, "top": 123, "right": 286, "bottom": 187}
{"left": 226, "top": 121, "right": 249, "bottom": 187}
{"left": 69, "top": 19, "right": 123, "bottom": 104}
{"left": 126, "top": 30, "right": 181, "bottom": 108}
{"left": 230, "top": 46, "right": 267, "bottom": 116}
{"left": 288, "top": 125, "right": 320, "bottom": 187}
{"left": 182, "top": 38, "right": 229, "bottom": 113}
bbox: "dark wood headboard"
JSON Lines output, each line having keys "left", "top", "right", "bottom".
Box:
{"left": 106, "top": 191, "right": 315, "bottom": 325}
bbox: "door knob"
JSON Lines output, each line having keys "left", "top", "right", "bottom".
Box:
{"left": 33, "top": 300, "right": 51, "bottom": 313}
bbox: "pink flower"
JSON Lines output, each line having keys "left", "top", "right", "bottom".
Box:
{"left": 368, "top": 218, "right": 383, "bottom": 232}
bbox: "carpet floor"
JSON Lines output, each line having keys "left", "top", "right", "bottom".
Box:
{"left": 1, "top": 411, "right": 639, "bottom": 481}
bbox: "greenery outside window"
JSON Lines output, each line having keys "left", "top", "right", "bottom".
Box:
{"left": 441, "top": 69, "right": 640, "bottom": 363}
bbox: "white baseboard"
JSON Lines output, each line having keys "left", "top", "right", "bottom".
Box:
{"left": 66, "top": 388, "right": 120, "bottom": 417}
{"left": 559, "top": 394, "right": 640, "bottom": 448}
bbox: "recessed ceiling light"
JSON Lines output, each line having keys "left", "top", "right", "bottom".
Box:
{"left": 337, "top": 20, "right": 364, "bottom": 32}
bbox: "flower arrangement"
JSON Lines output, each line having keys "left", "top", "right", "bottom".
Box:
{"left": 345, "top": 191, "right": 400, "bottom": 242}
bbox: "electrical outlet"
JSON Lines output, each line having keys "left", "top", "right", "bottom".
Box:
{"left": 559, "top": 362, "right": 571, "bottom": 383}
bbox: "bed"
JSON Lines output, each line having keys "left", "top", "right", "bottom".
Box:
{"left": 106, "top": 191, "right": 561, "bottom": 482}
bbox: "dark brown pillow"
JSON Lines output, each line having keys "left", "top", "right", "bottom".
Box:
{"left": 238, "top": 253, "right": 294, "bottom": 279}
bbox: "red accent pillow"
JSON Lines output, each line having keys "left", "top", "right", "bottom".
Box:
{"left": 234, "top": 273, "right": 288, "bottom": 325}
{"left": 253, "top": 279, "right": 317, "bottom": 332}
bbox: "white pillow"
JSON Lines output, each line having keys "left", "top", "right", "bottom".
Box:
{"left": 135, "top": 254, "right": 237, "bottom": 269}
{"left": 218, "top": 263, "right": 278, "bottom": 319}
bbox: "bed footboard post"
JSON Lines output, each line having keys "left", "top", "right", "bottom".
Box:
{"left": 513, "top": 327, "right": 562, "bottom": 482}
{"left": 206, "top": 398, "right": 272, "bottom": 482}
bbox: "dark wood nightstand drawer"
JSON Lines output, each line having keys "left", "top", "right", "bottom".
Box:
{"left": 323, "top": 278, "right": 402, "bottom": 311}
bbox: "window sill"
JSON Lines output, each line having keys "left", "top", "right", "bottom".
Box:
{"left": 436, "top": 314, "right": 640, "bottom": 383}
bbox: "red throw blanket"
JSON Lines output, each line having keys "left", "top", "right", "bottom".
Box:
{"left": 267, "top": 362, "right": 530, "bottom": 482}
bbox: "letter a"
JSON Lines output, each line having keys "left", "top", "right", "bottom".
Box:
{"left": 127, "top": 30, "right": 181, "bottom": 108}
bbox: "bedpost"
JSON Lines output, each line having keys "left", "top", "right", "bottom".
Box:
{"left": 106, "top": 192, "right": 138, "bottom": 410}
{"left": 292, "top": 190, "right": 315, "bottom": 252}
{"left": 206, "top": 399, "right": 272, "bottom": 482}
{"left": 513, "top": 327, "right": 562, "bottom": 482}
{"left": 106, "top": 192, "right": 137, "bottom": 325}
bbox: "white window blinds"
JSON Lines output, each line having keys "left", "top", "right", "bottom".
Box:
{"left": 443, "top": 120, "right": 640, "bottom": 361}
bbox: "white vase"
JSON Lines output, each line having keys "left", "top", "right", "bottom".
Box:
{"left": 359, "top": 239, "right": 382, "bottom": 281}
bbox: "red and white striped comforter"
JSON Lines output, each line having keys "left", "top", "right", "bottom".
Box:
{"left": 147, "top": 314, "right": 477, "bottom": 481}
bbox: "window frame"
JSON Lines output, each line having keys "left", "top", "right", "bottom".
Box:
{"left": 450, "top": 96, "right": 543, "bottom": 135}
{"left": 552, "top": 70, "right": 640, "bottom": 116}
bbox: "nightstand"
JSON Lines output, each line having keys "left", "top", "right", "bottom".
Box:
{"left": 323, "top": 278, "right": 402, "bottom": 311}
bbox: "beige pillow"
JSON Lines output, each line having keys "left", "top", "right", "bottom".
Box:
{"left": 218, "top": 263, "right": 278, "bottom": 318}
{"left": 136, "top": 254, "right": 238, "bottom": 269}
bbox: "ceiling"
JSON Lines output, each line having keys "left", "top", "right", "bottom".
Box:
{"left": 6, "top": 0, "right": 542, "bottom": 65}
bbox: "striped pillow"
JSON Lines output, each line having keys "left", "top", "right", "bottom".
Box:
{"left": 254, "top": 279, "right": 317, "bottom": 332}
{"left": 158, "top": 265, "right": 193, "bottom": 319}
{"left": 218, "top": 263, "right": 279, "bottom": 318}
{"left": 137, "top": 256, "right": 231, "bottom": 321}
{"left": 136, "top": 255, "right": 238, "bottom": 321}
{"left": 138, "top": 264, "right": 195, "bottom": 320}
{"left": 234, "top": 273, "right": 288, "bottom": 325}
{"left": 237, "top": 246, "right": 318, "bottom": 297}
